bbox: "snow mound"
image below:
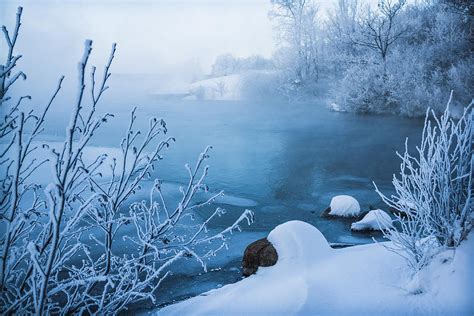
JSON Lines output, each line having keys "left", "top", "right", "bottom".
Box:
{"left": 268, "top": 221, "right": 332, "bottom": 265}
{"left": 351, "top": 209, "right": 392, "bottom": 231}
{"left": 158, "top": 221, "right": 331, "bottom": 316}
{"left": 329, "top": 195, "right": 361, "bottom": 217}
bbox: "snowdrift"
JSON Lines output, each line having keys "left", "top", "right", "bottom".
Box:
{"left": 158, "top": 220, "right": 474, "bottom": 315}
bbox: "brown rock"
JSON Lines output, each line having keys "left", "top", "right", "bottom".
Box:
{"left": 242, "top": 238, "right": 278, "bottom": 277}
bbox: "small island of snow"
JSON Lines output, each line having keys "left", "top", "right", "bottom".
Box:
{"left": 328, "top": 195, "right": 361, "bottom": 217}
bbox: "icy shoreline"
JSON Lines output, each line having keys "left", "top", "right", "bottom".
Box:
{"left": 157, "top": 221, "right": 473, "bottom": 316}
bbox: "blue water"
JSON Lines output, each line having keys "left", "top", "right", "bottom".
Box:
{"left": 40, "top": 91, "right": 424, "bottom": 310}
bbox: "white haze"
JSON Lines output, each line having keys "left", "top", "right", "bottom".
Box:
{"left": 0, "top": 0, "right": 276, "bottom": 96}
{"left": 0, "top": 0, "right": 383, "bottom": 101}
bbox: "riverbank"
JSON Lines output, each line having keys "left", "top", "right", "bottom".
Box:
{"left": 157, "top": 220, "right": 473, "bottom": 315}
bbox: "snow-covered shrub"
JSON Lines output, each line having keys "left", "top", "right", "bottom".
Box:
{"left": 211, "top": 53, "right": 274, "bottom": 77}
{"left": 446, "top": 59, "right": 474, "bottom": 109}
{"left": 386, "top": 49, "right": 446, "bottom": 117}
{"left": 328, "top": 1, "right": 473, "bottom": 117}
{"left": 375, "top": 96, "right": 473, "bottom": 274}
{"left": 386, "top": 46, "right": 472, "bottom": 117}
{"left": 334, "top": 58, "right": 397, "bottom": 114}
{"left": 0, "top": 8, "right": 253, "bottom": 314}
{"left": 240, "top": 71, "right": 284, "bottom": 100}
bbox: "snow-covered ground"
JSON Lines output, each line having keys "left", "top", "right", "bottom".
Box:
{"left": 184, "top": 70, "right": 279, "bottom": 101}
{"left": 186, "top": 74, "right": 243, "bottom": 101}
{"left": 157, "top": 221, "right": 473, "bottom": 315}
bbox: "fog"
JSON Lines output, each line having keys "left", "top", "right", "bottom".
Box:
{"left": 2, "top": 0, "right": 471, "bottom": 313}
{"left": 1, "top": 0, "right": 276, "bottom": 98}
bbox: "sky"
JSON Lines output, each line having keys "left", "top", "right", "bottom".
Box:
{"left": 0, "top": 0, "right": 276, "bottom": 77}
{"left": 0, "top": 0, "right": 351, "bottom": 95}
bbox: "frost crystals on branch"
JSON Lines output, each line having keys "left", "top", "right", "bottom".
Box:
{"left": 0, "top": 7, "right": 253, "bottom": 314}
{"left": 374, "top": 94, "right": 473, "bottom": 275}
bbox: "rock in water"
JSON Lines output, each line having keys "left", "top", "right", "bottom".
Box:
{"left": 242, "top": 238, "right": 278, "bottom": 277}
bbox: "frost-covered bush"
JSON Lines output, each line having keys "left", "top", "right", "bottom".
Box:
{"left": 269, "top": 0, "right": 321, "bottom": 83}
{"left": 0, "top": 8, "right": 253, "bottom": 314}
{"left": 329, "top": 0, "right": 473, "bottom": 117}
{"left": 375, "top": 97, "right": 473, "bottom": 274}
{"left": 446, "top": 58, "right": 474, "bottom": 108}
{"left": 334, "top": 59, "right": 396, "bottom": 114}
{"left": 211, "top": 53, "right": 274, "bottom": 77}
{"left": 386, "top": 49, "right": 447, "bottom": 117}
{"left": 240, "top": 71, "right": 285, "bottom": 100}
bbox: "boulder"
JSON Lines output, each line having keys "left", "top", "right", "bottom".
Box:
{"left": 242, "top": 238, "right": 278, "bottom": 277}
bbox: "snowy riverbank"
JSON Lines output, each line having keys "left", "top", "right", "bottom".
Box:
{"left": 157, "top": 220, "right": 473, "bottom": 315}
{"left": 185, "top": 70, "right": 280, "bottom": 101}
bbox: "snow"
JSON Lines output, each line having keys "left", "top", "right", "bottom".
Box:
{"left": 186, "top": 74, "right": 242, "bottom": 101}
{"left": 351, "top": 209, "right": 392, "bottom": 231}
{"left": 268, "top": 221, "right": 332, "bottom": 264}
{"left": 329, "top": 102, "right": 346, "bottom": 112}
{"left": 328, "top": 195, "right": 361, "bottom": 217}
{"left": 157, "top": 220, "right": 474, "bottom": 316}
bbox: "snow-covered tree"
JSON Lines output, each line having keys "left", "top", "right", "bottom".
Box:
{"left": 0, "top": 7, "right": 253, "bottom": 314}
{"left": 211, "top": 54, "right": 274, "bottom": 77}
{"left": 330, "top": 0, "right": 472, "bottom": 116}
{"left": 354, "top": 0, "right": 407, "bottom": 63}
{"left": 326, "top": 0, "right": 362, "bottom": 73}
{"left": 269, "top": 0, "right": 320, "bottom": 82}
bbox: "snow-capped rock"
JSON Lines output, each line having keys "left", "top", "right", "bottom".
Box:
{"left": 351, "top": 209, "right": 392, "bottom": 231}
{"left": 328, "top": 195, "right": 361, "bottom": 217}
{"left": 267, "top": 220, "right": 332, "bottom": 265}
{"left": 242, "top": 238, "right": 278, "bottom": 277}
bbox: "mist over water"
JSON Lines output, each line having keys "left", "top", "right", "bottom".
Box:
{"left": 0, "top": 0, "right": 431, "bottom": 311}
{"left": 1, "top": 0, "right": 275, "bottom": 107}
{"left": 29, "top": 83, "right": 424, "bottom": 308}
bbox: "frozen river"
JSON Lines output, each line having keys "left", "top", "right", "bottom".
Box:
{"left": 39, "top": 91, "right": 424, "bottom": 310}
